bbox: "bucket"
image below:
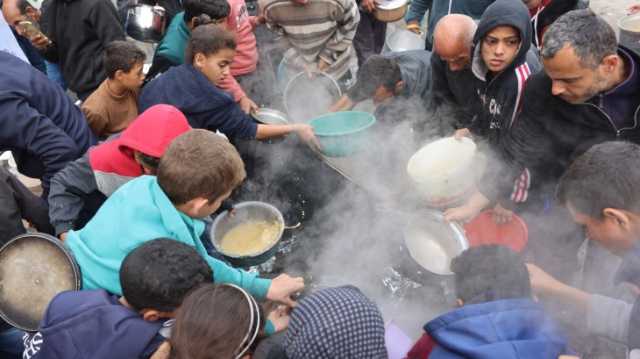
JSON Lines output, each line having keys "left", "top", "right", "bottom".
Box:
{"left": 463, "top": 210, "right": 529, "bottom": 253}
{"left": 619, "top": 14, "right": 640, "bottom": 54}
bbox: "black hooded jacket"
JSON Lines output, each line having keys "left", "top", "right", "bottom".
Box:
{"left": 530, "top": 0, "right": 589, "bottom": 49}
{"left": 479, "top": 44, "right": 640, "bottom": 209}
{"left": 40, "top": 0, "right": 125, "bottom": 98}
{"left": 468, "top": 0, "right": 542, "bottom": 147}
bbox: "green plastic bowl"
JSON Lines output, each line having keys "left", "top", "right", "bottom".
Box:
{"left": 309, "top": 111, "right": 377, "bottom": 157}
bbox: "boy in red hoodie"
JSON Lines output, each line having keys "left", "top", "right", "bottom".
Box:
{"left": 47, "top": 104, "right": 191, "bottom": 240}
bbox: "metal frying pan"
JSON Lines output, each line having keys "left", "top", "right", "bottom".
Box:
{"left": 0, "top": 233, "right": 81, "bottom": 331}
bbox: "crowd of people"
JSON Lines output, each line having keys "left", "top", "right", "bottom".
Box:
{"left": 0, "top": 0, "right": 640, "bottom": 356}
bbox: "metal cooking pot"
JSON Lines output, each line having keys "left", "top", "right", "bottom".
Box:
{"left": 403, "top": 210, "right": 469, "bottom": 276}
{"left": 211, "top": 201, "right": 286, "bottom": 267}
{"left": 125, "top": 1, "right": 166, "bottom": 43}
{"left": 619, "top": 14, "right": 640, "bottom": 54}
{"left": 384, "top": 28, "right": 425, "bottom": 53}
{"left": 374, "top": 0, "right": 408, "bottom": 23}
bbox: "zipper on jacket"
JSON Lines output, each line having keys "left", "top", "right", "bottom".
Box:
{"left": 582, "top": 94, "right": 640, "bottom": 137}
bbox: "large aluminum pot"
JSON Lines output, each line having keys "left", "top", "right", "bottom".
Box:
{"left": 374, "top": 0, "right": 408, "bottom": 23}
{"left": 211, "top": 201, "right": 285, "bottom": 267}
{"left": 125, "top": 1, "right": 166, "bottom": 43}
{"left": 619, "top": 14, "right": 640, "bottom": 54}
{"left": 406, "top": 137, "right": 482, "bottom": 208}
{"left": 384, "top": 28, "right": 425, "bottom": 53}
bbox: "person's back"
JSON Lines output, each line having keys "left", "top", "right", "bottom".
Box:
{"left": 0, "top": 52, "right": 96, "bottom": 193}
{"left": 23, "top": 239, "right": 213, "bottom": 359}
{"left": 39, "top": 0, "right": 125, "bottom": 99}
{"left": 407, "top": 245, "right": 571, "bottom": 359}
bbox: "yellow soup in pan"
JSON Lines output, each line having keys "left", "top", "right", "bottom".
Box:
{"left": 219, "top": 221, "right": 282, "bottom": 256}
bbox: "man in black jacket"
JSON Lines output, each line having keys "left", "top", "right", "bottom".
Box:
{"left": 0, "top": 52, "right": 97, "bottom": 196}
{"left": 29, "top": 0, "right": 125, "bottom": 100}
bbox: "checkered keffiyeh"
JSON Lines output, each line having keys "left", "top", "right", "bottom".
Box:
{"left": 284, "top": 286, "right": 388, "bottom": 359}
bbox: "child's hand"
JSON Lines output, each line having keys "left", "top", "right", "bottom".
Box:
{"left": 293, "top": 124, "right": 321, "bottom": 150}
{"left": 492, "top": 203, "right": 513, "bottom": 224}
{"left": 239, "top": 96, "right": 259, "bottom": 114}
{"left": 453, "top": 128, "right": 471, "bottom": 140}
{"left": 629, "top": 4, "right": 640, "bottom": 14}
{"left": 266, "top": 273, "right": 305, "bottom": 307}
{"left": 526, "top": 263, "right": 565, "bottom": 296}
{"left": 267, "top": 305, "right": 291, "bottom": 332}
{"left": 150, "top": 342, "right": 171, "bottom": 359}
{"left": 361, "top": 0, "right": 376, "bottom": 12}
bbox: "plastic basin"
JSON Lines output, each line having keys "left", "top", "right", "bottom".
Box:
{"left": 463, "top": 210, "right": 529, "bottom": 252}
{"left": 309, "top": 111, "right": 376, "bottom": 157}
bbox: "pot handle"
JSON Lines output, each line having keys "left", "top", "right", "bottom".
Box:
{"left": 284, "top": 222, "right": 302, "bottom": 230}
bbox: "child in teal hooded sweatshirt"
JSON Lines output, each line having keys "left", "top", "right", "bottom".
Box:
{"left": 64, "top": 129, "right": 304, "bottom": 306}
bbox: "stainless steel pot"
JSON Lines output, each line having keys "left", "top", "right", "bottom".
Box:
{"left": 619, "top": 14, "right": 640, "bottom": 54}
{"left": 284, "top": 71, "right": 342, "bottom": 123}
{"left": 125, "top": 1, "right": 166, "bottom": 43}
{"left": 403, "top": 210, "right": 469, "bottom": 275}
{"left": 384, "top": 28, "right": 425, "bottom": 53}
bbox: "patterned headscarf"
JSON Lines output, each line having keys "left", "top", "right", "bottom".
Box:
{"left": 284, "top": 286, "right": 388, "bottom": 359}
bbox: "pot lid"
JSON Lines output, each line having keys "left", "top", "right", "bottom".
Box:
{"left": 0, "top": 233, "right": 81, "bottom": 331}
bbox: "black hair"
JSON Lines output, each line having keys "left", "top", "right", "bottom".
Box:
{"left": 183, "top": 0, "right": 230, "bottom": 23}
{"left": 120, "top": 238, "right": 213, "bottom": 312}
{"left": 350, "top": 56, "right": 402, "bottom": 100}
{"left": 185, "top": 25, "right": 236, "bottom": 64}
{"left": 451, "top": 245, "right": 531, "bottom": 305}
{"left": 557, "top": 141, "right": 640, "bottom": 218}
{"left": 104, "top": 40, "right": 146, "bottom": 79}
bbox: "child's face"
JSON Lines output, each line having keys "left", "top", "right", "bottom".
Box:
{"left": 481, "top": 26, "right": 521, "bottom": 73}
{"left": 116, "top": 62, "right": 145, "bottom": 90}
{"left": 194, "top": 49, "right": 236, "bottom": 86}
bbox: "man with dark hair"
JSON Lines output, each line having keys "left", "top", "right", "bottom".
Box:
{"left": 0, "top": 52, "right": 96, "bottom": 196}
{"left": 331, "top": 50, "right": 432, "bottom": 111}
{"left": 28, "top": 0, "right": 125, "bottom": 100}
{"left": 22, "top": 238, "right": 212, "bottom": 358}
{"left": 527, "top": 141, "right": 640, "bottom": 351}
{"left": 406, "top": 245, "right": 571, "bottom": 358}
{"left": 80, "top": 41, "right": 146, "bottom": 139}
{"left": 145, "top": 0, "right": 230, "bottom": 81}
{"left": 474, "top": 9, "right": 640, "bottom": 217}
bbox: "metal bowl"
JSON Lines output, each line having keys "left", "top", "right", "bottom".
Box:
{"left": 125, "top": 2, "right": 166, "bottom": 43}
{"left": 403, "top": 211, "right": 469, "bottom": 275}
{"left": 374, "top": 0, "right": 408, "bottom": 23}
{"left": 0, "top": 233, "right": 81, "bottom": 331}
{"left": 284, "top": 71, "right": 342, "bottom": 123}
{"left": 211, "top": 201, "right": 285, "bottom": 267}
{"left": 252, "top": 108, "right": 289, "bottom": 125}
{"left": 384, "top": 28, "right": 425, "bottom": 53}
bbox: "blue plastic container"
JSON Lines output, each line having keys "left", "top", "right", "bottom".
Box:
{"left": 309, "top": 111, "right": 377, "bottom": 157}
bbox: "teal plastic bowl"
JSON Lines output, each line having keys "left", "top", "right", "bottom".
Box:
{"left": 309, "top": 111, "right": 376, "bottom": 157}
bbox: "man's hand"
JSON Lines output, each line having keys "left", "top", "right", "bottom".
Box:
{"left": 492, "top": 203, "right": 513, "bottom": 224}
{"left": 30, "top": 34, "right": 51, "bottom": 50}
{"left": 526, "top": 263, "right": 565, "bottom": 296}
{"left": 239, "top": 96, "right": 259, "bottom": 114}
{"left": 406, "top": 21, "right": 422, "bottom": 34}
{"left": 59, "top": 232, "right": 68, "bottom": 242}
{"left": 361, "top": 0, "right": 377, "bottom": 12}
{"left": 453, "top": 128, "right": 471, "bottom": 140}
{"left": 329, "top": 95, "right": 354, "bottom": 112}
{"left": 317, "top": 58, "right": 330, "bottom": 73}
{"left": 443, "top": 191, "right": 490, "bottom": 223}
{"left": 266, "top": 273, "right": 305, "bottom": 307}
{"left": 267, "top": 305, "right": 291, "bottom": 332}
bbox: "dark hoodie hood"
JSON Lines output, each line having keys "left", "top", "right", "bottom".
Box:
{"left": 471, "top": 0, "right": 533, "bottom": 80}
